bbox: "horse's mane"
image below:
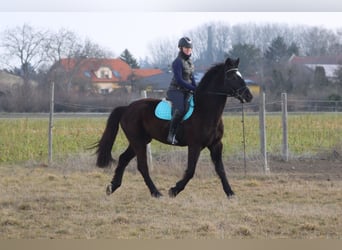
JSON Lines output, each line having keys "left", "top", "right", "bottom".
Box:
{"left": 196, "top": 63, "right": 224, "bottom": 91}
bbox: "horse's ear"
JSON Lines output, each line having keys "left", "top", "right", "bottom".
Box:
{"left": 225, "top": 57, "right": 239, "bottom": 67}
{"left": 225, "top": 57, "right": 233, "bottom": 67}
{"left": 236, "top": 58, "right": 240, "bottom": 66}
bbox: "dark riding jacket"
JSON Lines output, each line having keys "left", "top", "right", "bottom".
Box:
{"left": 169, "top": 51, "right": 196, "bottom": 92}
{"left": 167, "top": 51, "right": 196, "bottom": 115}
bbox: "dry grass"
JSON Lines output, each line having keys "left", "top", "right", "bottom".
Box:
{"left": 0, "top": 154, "right": 341, "bottom": 239}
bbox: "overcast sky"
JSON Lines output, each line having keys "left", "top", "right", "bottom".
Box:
{"left": 1, "top": 12, "right": 341, "bottom": 60}
{"left": 1, "top": 1, "right": 342, "bottom": 60}
{"left": 1, "top": 0, "right": 342, "bottom": 11}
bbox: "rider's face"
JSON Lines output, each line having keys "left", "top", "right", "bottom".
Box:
{"left": 182, "top": 47, "right": 192, "bottom": 56}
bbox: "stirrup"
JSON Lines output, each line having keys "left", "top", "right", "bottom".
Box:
{"left": 171, "top": 135, "right": 178, "bottom": 145}
{"left": 167, "top": 134, "right": 178, "bottom": 145}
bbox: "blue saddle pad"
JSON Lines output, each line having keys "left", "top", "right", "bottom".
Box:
{"left": 155, "top": 96, "right": 194, "bottom": 121}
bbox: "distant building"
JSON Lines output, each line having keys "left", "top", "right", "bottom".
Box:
{"left": 288, "top": 54, "right": 342, "bottom": 80}
{"left": 245, "top": 79, "right": 260, "bottom": 96}
{"left": 56, "top": 58, "right": 163, "bottom": 94}
{"left": 0, "top": 70, "right": 38, "bottom": 96}
{"left": 136, "top": 71, "right": 172, "bottom": 92}
{"left": 0, "top": 70, "right": 22, "bottom": 96}
{"left": 136, "top": 71, "right": 208, "bottom": 92}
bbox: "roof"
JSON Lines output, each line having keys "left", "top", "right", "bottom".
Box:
{"left": 137, "top": 72, "right": 173, "bottom": 89}
{"left": 289, "top": 55, "right": 342, "bottom": 78}
{"left": 58, "top": 58, "right": 163, "bottom": 84}
{"left": 59, "top": 58, "right": 132, "bottom": 82}
{"left": 133, "top": 68, "right": 163, "bottom": 78}
{"left": 0, "top": 70, "right": 23, "bottom": 87}
{"left": 289, "top": 55, "right": 342, "bottom": 65}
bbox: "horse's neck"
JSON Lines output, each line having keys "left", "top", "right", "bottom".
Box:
{"left": 195, "top": 94, "right": 227, "bottom": 122}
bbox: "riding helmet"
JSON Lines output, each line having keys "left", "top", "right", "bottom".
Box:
{"left": 178, "top": 37, "right": 193, "bottom": 48}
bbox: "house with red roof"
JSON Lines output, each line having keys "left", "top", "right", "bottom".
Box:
{"left": 57, "top": 58, "right": 163, "bottom": 94}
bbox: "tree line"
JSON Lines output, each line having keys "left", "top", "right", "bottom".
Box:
{"left": 147, "top": 22, "right": 342, "bottom": 101}
{"left": 0, "top": 22, "right": 342, "bottom": 112}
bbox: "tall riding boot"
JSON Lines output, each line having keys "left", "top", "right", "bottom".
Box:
{"left": 167, "top": 109, "right": 183, "bottom": 145}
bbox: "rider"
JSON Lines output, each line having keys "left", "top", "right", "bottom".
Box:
{"left": 166, "top": 37, "right": 197, "bottom": 145}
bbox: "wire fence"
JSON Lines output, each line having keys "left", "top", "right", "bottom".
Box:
{"left": 2, "top": 92, "right": 341, "bottom": 175}
{"left": 220, "top": 95, "right": 342, "bottom": 174}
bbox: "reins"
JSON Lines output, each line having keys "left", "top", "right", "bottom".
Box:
{"left": 204, "top": 86, "right": 249, "bottom": 99}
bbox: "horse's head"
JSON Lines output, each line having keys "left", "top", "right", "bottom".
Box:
{"left": 223, "top": 57, "right": 253, "bottom": 103}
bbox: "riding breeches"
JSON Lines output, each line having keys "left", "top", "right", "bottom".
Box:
{"left": 166, "top": 89, "right": 191, "bottom": 116}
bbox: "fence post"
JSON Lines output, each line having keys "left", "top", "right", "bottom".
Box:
{"left": 281, "top": 93, "right": 289, "bottom": 161}
{"left": 48, "top": 81, "right": 55, "bottom": 166}
{"left": 141, "top": 90, "right": 154, "bottom": 171}
{"left": 241, "top": 103, "right": 247, "bottom": 176}
{"left": 259, "top": 92, "right": 269, "bottom": 174}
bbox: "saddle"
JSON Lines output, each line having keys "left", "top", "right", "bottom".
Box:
{"left": 155, "top": 96, "right": 194, "bottom": 121}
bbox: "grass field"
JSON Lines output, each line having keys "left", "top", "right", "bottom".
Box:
{"left": 0, "top": 113, "right": 341, "bottom": 239}
{"left": 1, "top": 113, "right": 341, "bottom": 164}
{"left": 0, "top": 157, "right": 341, "bottom": 239}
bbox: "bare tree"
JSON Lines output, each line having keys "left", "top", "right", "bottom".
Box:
{"left": 0, "top": 24, "right": 49, "bottom": 86}
{"left": 147, "top": 22, "right": 234, "bottom": 68}
{"left": 0, "top": 24, "right": 51, "bottom": 111}
{"left": 46, "top": 31, "right": 114, "bottom": 95}
{"left": 79, "top": 38, "right": 113, "bottom": 58}
{"left": 45, "top": 28, "right": 81, "bottom": 63}
{"left": 45, "top": 28, "right": 114, "bottom": 65}
{"left": 189, "top": 22, "right": 233, "bottom": 65}
{"left": 147, "top": 37, "right": 177, "bottom": 69}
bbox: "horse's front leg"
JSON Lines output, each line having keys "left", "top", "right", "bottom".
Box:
{"left": 135, "top": 146, "right": 163, "bottom": 198}
{"left": 169, "top": 146, "right": 201, "bottom": 197}
{"left": 208, "top": 141, "right": 235, "bottom": 197}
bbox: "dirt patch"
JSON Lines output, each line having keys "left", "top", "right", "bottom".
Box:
{"left": 269, "top": 159, "right": 341, "bottom": 181}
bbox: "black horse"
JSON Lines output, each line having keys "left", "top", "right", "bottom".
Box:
{"left": 96, "top": 57, "right": 253, "bottom": 198}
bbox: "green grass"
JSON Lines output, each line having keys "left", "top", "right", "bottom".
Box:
{"left": 0, "top": 117, "right": 101, "bottom": 162}
{"left": 0, "top": 113, "right": 341, "bottom": 164}
{"left": 224, "top": 113, "right": 342, "bottom": 156}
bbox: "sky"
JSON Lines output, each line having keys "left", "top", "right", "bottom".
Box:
{"left": 1, "top": 1, "right": 342, "bottom": 61}
{"left": 0, "top": 12, "right": 342, "bottom": 60}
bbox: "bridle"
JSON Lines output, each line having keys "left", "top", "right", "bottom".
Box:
{"left": 204, "top": 68, "right": 249, "bottom": 101}
{"left": 226, "top": 68, "right": 239, "bottom": 74}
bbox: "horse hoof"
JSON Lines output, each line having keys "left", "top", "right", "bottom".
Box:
{"left": 106, "top": 184, "right": 113, "bottom": 196}
{"left": 168, "top": 188, "right": 177, "bottom": 198}
{"left": 152, "top": 191, "right": 163, "bottom": 198}
{"left": 227, "top": 191, "right": 235, "bottom": 199}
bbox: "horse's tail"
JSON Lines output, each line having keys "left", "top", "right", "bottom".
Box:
{"left": 96, "top": 106, "right": 127, "bottom": 167}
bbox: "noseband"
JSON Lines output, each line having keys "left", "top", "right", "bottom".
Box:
{"left": 205, "top": 68, "right": 248, "bottom": 100}
{"left": 226, "top": 68, "right": 239, "bottom": 73}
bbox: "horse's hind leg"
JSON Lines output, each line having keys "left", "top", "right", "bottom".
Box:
{"left": 209, "top": 141, "right": 234, "bottom": 197}
{"left": 169, "top": 146, "right": 201, "bottom": 197}
{"left": 106, "top": 146, "right": 135, "bottom": 195}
